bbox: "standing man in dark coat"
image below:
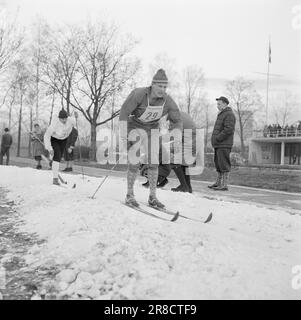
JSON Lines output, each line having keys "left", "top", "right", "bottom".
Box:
{"left": 0, "top": 128, "right": 13, "bottom": 165}
{"left": 208, "top": 96, "right": 236, "bottom": 191}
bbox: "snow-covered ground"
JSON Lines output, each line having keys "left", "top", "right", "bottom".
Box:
{"left": 0, "top": 166, "right": 301, "bottom": 300}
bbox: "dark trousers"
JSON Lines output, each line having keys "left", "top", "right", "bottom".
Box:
{"left": 158, "top": 164, "right": 171, "bottom": 178}
{"left": 0, "top": 147, "right": 10, "bottom": 165}
{"left": 51, "top": 137, "right": 68, "bottom": 162}
{"left": 214, "top": 148, "right": 231, "bottom": 172}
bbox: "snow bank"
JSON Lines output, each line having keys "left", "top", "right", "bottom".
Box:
{"left": 0, "top": 166, "right": 300, "bottom": 299}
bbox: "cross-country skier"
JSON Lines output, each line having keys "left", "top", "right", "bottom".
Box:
{"left": 119, "top": 69, "right": 182, "bottom": 208}
{"left": 44, "top": 109, "right": 74, "bottom": 185}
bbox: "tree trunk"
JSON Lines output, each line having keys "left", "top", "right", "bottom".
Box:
{"left": 28, "top": 107, "right": 33, "bottom": 157}
{"left": 49, "top": 92, "right": 55, "bottom": 125}
{"left": 17, "top": 95, "right": 23, "bottom": 157}
{"left": 36, "top": 62, "right": 40, "bottom": 121}
{"left": 238, "top": 116, "right": 245, "bottom": 154}
{"left": 90, "top": 122, "right": 97, "bottom": 161}
{"left": 8, "top": 104, "right": 12, "bottom": 129}
{"left": 204, "top": 105, "right": 209, "bottom": 152}
{"left": 66, "top": 81, "right": 71, "bottom": 115}
{"left": 187, "top": 96, "right": 191, "bottom": 115}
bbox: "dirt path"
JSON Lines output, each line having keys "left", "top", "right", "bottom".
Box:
{"left": 0, "top": 188, "right": 58, "bottom": 300}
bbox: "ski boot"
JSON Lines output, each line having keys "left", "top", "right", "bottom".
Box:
{"left": 148, "top": 195, "right": 165, "bottom": 209}
{"left": 125, "top": 194, "right": 139, "bottom": 207}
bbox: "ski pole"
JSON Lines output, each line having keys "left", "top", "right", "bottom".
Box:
{"left": 73, "top": 111, "right": 85, "bottom": 180}
{"left": 90, "top": 153, "right": 125, "bottom": 199}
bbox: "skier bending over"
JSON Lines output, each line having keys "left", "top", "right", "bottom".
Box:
{"left": 44, "top": 109, "right": 74, "bottom": 185}
{"left": 119, "top": 68, "right": 182, "bottom": 209}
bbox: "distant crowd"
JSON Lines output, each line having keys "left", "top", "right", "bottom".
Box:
{"left": 263, "top": 121, "right": 301, "bottom": 137}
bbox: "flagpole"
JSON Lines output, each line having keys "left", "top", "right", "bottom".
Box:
{"left": 265, "top": 36, "right": 271, "bottom": 125}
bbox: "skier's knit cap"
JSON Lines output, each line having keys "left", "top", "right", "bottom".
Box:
{"left": 58, "top": 109, "right": 68, "bottom": 119}
{"left": 152, "top": 69, "right": 168, "bottom": 84}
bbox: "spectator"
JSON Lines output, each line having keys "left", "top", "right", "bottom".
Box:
{"left": 208, "top": 96, "right": 236, "bottom": 191}
{"left": 30, "top": 124, "right": 46, "bottom": 169}
{"left": 0, "top": 128, "right": 13, "bottom": 165}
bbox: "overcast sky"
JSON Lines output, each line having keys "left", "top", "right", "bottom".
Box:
{"left": 1, "top": 0, "right": 301, "bottom": 81}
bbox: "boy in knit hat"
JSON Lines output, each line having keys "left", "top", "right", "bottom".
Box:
{"left": 44, "top": 109, "right": 74, "bottom": 185}
{"left": 119, "top": 69, "right": 183, "bottom": 208}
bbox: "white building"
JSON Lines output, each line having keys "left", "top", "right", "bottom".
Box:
{"left": 249, "top": 128, "right": 301, "bottom": 166}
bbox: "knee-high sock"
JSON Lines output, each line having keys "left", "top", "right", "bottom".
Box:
{"left": 148, "top": 166, "right": 158, "bottom": 197}
{"left": 52, "top": 161, "right": 60, "bottom": 179}
{"left": 127, "top": 164, "right": 139, "bottom": 196}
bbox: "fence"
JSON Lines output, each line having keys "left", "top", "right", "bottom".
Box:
{"left": 253, "top": 128, "right": 301, "bottom": 138}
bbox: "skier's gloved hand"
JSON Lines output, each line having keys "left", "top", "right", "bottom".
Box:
{"left": 68, "top": 147, "right": 73, "bottom": 153}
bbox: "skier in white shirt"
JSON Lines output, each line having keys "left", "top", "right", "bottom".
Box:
{"left": 44, "top": 109, "right": 74, "bottom": 185}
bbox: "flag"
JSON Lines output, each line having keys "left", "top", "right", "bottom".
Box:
{"left": 268, "top": 41, "right": 271, "bottom": 63}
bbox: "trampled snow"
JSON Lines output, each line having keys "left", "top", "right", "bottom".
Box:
{"left": 0, "top": 166, "right": 300, "bottom": 299}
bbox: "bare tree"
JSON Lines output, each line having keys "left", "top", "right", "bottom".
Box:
{"left": 41, "top": 22, "right": 140, "bottom": 160}
{"left": 25, "top": 90, "right": 36, "bottom": 157}
{"left": 226, "top": 77, "right": 263, "bottom": 154}
{"left": 182, "top": 65, "right": 205, "bottom": 115}
{"left": 71, "top": 23, "right": 140, "bottom": 160}
{"left": 0, "top": 11, "right": 23, "bottom": 74}
{"left": 46, "top": 87, "right": 56, "bottom": 125}
{"left": 7, "top": 84, "right": 17, "bottom": 129}
{"left": 10, "top": 59, "right": 30, "bottom": 156}
{"left": 271, "top": 90, "right": 300, "bottom": 126}
{"left": 41, "top": 25, "right": 81, "bottom": 116}
{"left": 29, "top": 18, "right": 46, "bottom": 121}
{"left": 0, "top": 81, "right": 15, "bottom": 110}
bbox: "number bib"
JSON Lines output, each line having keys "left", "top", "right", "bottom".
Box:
{"left": 137, "top": 96, "right": 165, "bottom": 123}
